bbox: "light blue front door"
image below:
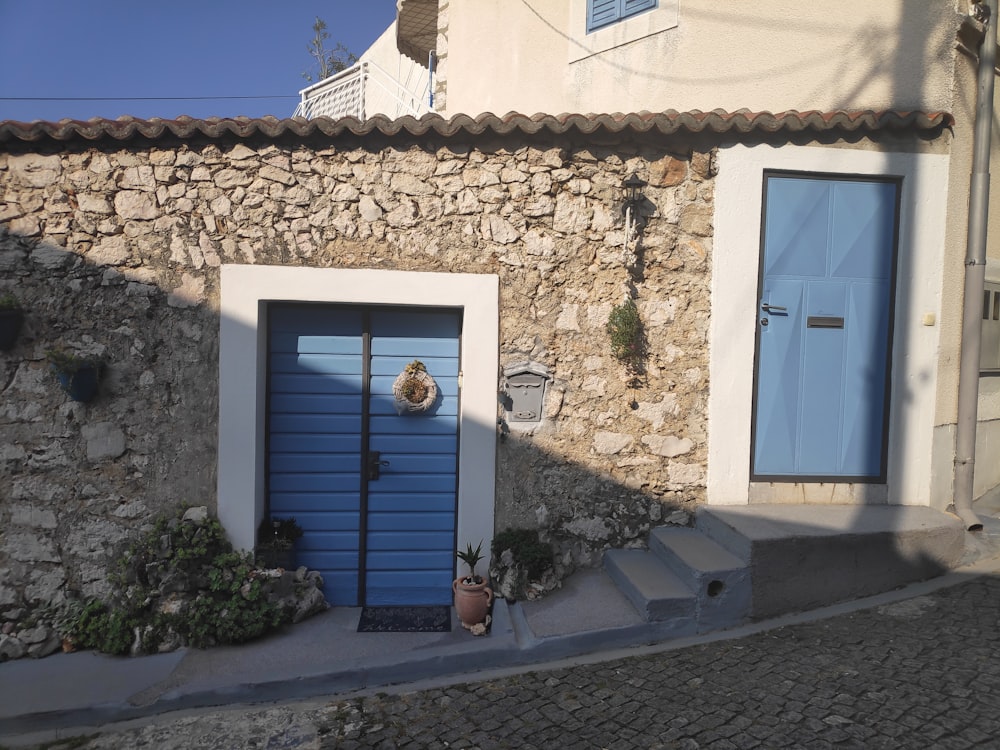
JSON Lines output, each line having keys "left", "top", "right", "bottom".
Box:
{"left": 267, "top": 305, "right": 461, "bottom": 606}
{"left": 753, "top": 174, "right": 898, "bottom": 480}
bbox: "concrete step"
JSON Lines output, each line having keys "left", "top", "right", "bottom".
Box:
{"left": 695, "top": 504, "right": 965, "bottom": 619}
{"left": 693, "top": 507, "right": 753, "bottom": 561}
{"left": 650, "top": 526, "right": 746, "bottom": 584}
{"left": 649, "top": 526, "right": 751, "bottom": 630}
{"left": 603, "top": 549, "right": 697, "bottom": 627}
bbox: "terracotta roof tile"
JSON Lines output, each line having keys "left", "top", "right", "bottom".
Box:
{"left": 0, "top": 109, "right": 953, "bottom": 145}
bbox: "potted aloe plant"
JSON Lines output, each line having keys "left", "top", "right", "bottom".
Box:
{"left": 0, "top": 293, "right": 24, "bottom": 351}
{"left": 453, "top": 540, "right": 493, "bottom": 632}
{"left": 47, "top": 349, "right": 102, "bottom": 403}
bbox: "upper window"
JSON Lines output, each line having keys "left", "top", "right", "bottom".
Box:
{"left": 587, "top": 0, "right": 658, "bottom": 33}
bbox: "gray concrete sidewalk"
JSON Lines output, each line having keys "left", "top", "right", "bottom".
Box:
{"left": 2, "top": 504, "right": 1000, "bottom": 746}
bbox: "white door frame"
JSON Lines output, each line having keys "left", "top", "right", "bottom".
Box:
{"left": 217, "top": 265, "right": 499, "bottom": 553}
{"left": 708, "top": 144, "right": 949, "bottom": 506}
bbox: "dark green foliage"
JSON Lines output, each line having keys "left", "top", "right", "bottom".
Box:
{"left": 606, "top": 298, "right": 644, "bottom": 372}
{"left": 69, "top": 508, "right": 291, "bottom": 655}
{"left": 491, "top": 528, "right": 554, "bottom": 580}
{"left": 70, "top": 599, "right": 135, "bottom": 656}
{"left": 183, "top": 553, "right": 285, "bottom": 648}
{"left": 45, "top": 348, "right": 101, "bottom": 375}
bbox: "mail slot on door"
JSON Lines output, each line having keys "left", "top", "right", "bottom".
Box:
{"left": 807, "top": 316, "right": 845, "bottom": 329}
{"left": 502, "top": 361, "right": 551, "bottom": 423}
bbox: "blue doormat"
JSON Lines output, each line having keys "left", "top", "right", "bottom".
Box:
{"left": 357, "top": 606, "right": 452, "bottom": 633}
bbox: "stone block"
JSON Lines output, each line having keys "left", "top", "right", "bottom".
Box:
{"left": 114, "top": 191, "right": 159, "bottom": 220}
{"left": 593, "top": 432, "right": 633, "bottom": 455}
{"left": 643, "top": 435, "right": 694, "bottom": 458}
{"left": 8, "top": 154, "right": 61, "bottom": 187}
{"left": 82, "top": 422, "right": 127, "bottom": 462}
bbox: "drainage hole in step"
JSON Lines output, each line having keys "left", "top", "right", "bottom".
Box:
{"left": 707, "top": 580, "right": 725, "bottom": 598}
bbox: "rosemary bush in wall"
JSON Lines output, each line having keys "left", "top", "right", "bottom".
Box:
{"left": 606, "top": 298, "right": 644, "bottom": 374}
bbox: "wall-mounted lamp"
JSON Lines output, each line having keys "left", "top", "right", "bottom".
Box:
{"left": 622, "top": 172, "right": 648, "bottom": 255}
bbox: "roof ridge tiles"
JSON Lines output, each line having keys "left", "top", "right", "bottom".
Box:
{"left": 0, "top": 109, "right": 954, "bottom": 145}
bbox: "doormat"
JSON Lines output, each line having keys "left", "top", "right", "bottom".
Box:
{"left": 357, "top": 606, "right": 452, "bottom": 633}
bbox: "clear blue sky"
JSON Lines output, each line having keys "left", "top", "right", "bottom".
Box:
{"left": 0, "top": 1, "right": 398, "bottom": 122}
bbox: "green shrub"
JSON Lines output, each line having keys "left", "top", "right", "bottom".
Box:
{"left": 69, "top": 507, "right": 291, "bottom": 655}
{"left": 491, "top": 528, "right": 553, "bottom": 580}
{"left": 606, "top": 298, "right": 644, "bottom": 372}
{"left": 70, "top": 599, "right": 135, "bottom": 656}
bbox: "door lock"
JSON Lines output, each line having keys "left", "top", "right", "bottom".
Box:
{"left": 367, "top": 451, "right": 390, "bottom": 480}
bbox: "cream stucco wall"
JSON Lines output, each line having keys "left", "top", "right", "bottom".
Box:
{"left": 359, "top": 22, "right": 431, "bottom": 118}
{"left": 442, "top": 0, "right": 957, "bottom": 117}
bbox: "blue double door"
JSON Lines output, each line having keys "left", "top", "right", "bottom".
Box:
{"left": 267, "top": 304, "right": 461, "bottom": 606}
{"left": 753, "top": 174, "right": 899, "bottom": 480}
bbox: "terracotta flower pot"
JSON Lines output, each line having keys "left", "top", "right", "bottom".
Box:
{"left": 453, "top": 577, "right": 494, "bottom": 629}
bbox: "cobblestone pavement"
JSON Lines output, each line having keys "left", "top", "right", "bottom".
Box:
{"left": 31, "top": 575, "right": 1000, "bottom": 749}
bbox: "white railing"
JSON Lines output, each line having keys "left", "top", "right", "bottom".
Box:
{"left": 293, "top": 60, "right": 430, "bottom": 120}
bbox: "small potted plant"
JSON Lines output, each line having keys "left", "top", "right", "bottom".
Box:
{"left": 0, "top": 293, "right": 24, "bottom": 351}
{"left": 256, "top": 516, "right": 304, "bottom": 570}
{"left": 453, "top": 540, "right": 493, "bottom": 632}
{"left": 47, "top": 349, "right": 102, "bottom": 402}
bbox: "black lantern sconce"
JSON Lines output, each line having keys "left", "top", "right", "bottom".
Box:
{"left": 622, "top": 172, "right": 647, "bottom": 246}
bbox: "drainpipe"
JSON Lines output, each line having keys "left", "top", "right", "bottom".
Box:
{"left": 428, "top": 51, "right": 436, "bottom": 111}
{"left": 954, "top": 0, "right": 996, "bottom": 532}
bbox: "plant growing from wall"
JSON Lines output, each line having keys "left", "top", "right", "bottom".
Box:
{"left": 66, "top": 507, "right": 293, "bottom": 655}
{"left": 489, "top": 528, "right": 555, "bottom": 601}
{"left": 46, "top": 348, "right": 103, "bottom": 402}
{"left": 606, "top": 297, "right": 645, "bottom": 375}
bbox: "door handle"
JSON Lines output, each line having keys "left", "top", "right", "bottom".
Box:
{"left": 760, "top": 302, "right": 787, "bottom": 314}
{"left": 367, "top": 451, "right": 390, "bottom": 480}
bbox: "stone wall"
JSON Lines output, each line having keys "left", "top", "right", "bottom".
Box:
{"left": 0, "top": 128, "right": 713, "bottom": 622}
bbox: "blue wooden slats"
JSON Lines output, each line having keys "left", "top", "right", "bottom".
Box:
{"left": 365, "top": 309, "right": 460, "bottom": 606}
{"left": 267, "top": 305, "right": 461, "bottom": 608}
{"left": 268, "top": 306, "right": 364, "bottom": 606}
{"left": 754, "top": 177, "right": 896, "bottom": 479}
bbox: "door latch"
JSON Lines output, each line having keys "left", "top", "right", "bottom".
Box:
{"left": 367, "top": 451, "right": 390, "bottom": 480}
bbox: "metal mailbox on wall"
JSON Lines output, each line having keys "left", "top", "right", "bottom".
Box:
{"left": 501, "top": 361, "right": 551, "bottom": 423}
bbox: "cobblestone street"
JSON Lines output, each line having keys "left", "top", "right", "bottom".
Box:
{"left": 30, "top": 574, "right": 1000, "bottom": 750}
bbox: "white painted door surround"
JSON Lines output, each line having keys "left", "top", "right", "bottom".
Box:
{"left": 708, "top": 144, "right": 949, "bottom": 506}
{"left": 217, "top": 265, "right": 499, "bottom": 555}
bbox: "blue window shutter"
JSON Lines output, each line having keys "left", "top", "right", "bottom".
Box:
{"left": 588, "top": 0, "right": 657, "bottom": 33}
{"left": 588, "top": 0, "right": 620, "bottom": 32}
{"left": 623, "top": 0, "right": 657, "bottom": 14}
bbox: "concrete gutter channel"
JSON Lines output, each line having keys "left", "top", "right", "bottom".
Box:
{"left": 3, "top": 505, "right": 1000, "bottom": 743}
